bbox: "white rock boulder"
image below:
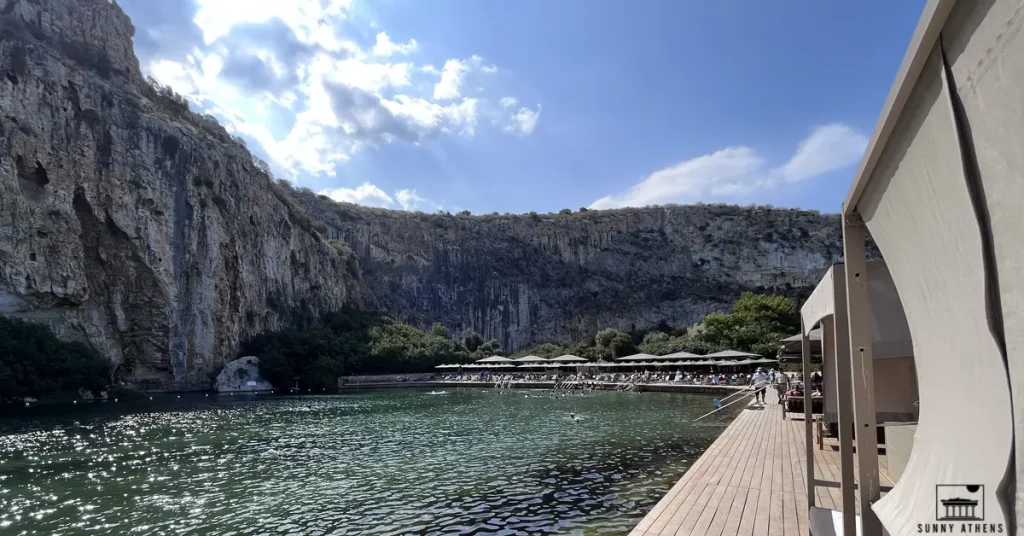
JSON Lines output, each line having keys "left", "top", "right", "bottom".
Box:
{"left": 215, "top": 356, "right": 273, "bottom": 392}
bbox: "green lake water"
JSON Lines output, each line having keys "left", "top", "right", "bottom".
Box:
{"left": 0, "top": 389, "right": 738, "bottom": 535}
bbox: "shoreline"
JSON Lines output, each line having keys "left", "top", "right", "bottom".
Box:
{"left": 8, "top": 382, "right": 747, "bottom": 407}
{"left": 336, "top": 381, "right": 744, "bottom": 395}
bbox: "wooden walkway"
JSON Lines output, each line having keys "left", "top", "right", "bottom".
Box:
{"left": 630, "top": 391, "right": 894, "bottom": 536}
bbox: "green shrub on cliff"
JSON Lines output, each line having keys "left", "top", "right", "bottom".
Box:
{"left": 0, "top": 317, "right": 111, "bottom": 402}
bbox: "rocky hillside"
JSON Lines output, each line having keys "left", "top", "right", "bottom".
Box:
{"left": 0, "top": 0, "right": 358, "bottom": 390}
{"left": 295, "top": 189, "right": 843, "bottom": 351}
{"left": 0, "top": 0, "right": 842, "bottom": 390}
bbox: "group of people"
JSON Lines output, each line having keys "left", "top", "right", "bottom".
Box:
{"left": 747, "top": 367, "right": 799, "bottom": 404}
{"left": 746, "top": 367, "right": 824, "bottom": 408}
{"left": 434, "top": 370, "right": 786, "bottom": 389}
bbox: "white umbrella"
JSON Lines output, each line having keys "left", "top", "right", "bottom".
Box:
{"left": 703, "top": 349, "right": 762, "bottom": 359}
{"left": 476, "top": 355, "right": 514, "bottom": 363}
{"left": 616, "top": 353, "right": 659, "bottom": 361}
{"left": 658, "top": 351, "right": 703, "bottom": 359}
{"left": 549, "top": 354, "right": 589, "bottom": 363}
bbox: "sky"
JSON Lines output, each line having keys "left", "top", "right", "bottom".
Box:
{"left": 118, "top": 0, "right": 927, "bottom": 215}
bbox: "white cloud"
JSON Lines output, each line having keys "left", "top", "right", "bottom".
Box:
{"left": 779, "top": 124, "right": 869, "bottom": 183}
{"left": 371, "top": 31, "right": 417, "bottom": 56}
{"left": 127, "top": 0, "right": 540, "bottom": 183}
{"left": 319, "top": 183, "right": 394, "bottom": 207}
{"left": 499, "top": 98, "right": 540, "bottom": 135}
{"left": 318, "top": 185, "right": 438, "bottom": 211}
{"left": 590, "top": 123, "right": 867, "bottom": 209}
{"left": 192, "top": 0, "right": 354, "bottom": 52}
{"left": 395, "top": 188, "right": 438, "bottom": 211}
{"left": 433, "top": 59, "right": 466, "bottom": 100}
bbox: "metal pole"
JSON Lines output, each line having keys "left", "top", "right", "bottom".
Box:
{"left": 843, "top": 213, "right": 882, "bottom": 535}
{"left": 802, "top": 318, "right": 815, "bottom": 508}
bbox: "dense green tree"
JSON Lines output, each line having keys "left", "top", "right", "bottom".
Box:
{"left": 429, "top": 323, "right": 450, "bottom": 339}
{"left": 732, "top": 291, "right": 800, "bottom": 335}
{"left": 243, "top": 309, "right": 475, "bottom": 389}
{"left": 0, "top": 316, "right": 111, "bottom": 402}
{"left": 475, "top": 339, "right": 502, "bottom": 356}
{"left": 462, "top": 330, "right": 484, "bottom": 352}
{"left": 642, "top": 331, "right": 670, "bottom": 345}
{"left": 594, "top": 328, "right": 635, "bottom": 358}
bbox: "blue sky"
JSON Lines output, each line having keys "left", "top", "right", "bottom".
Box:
{"left": 120, "top": 0, "right": 926, "bottom": 214}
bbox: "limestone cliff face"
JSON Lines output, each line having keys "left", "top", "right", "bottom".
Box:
{"left": 296, "top": 191, "right": 843, "bottom": 351}
{"left": 0, "top": 0, "right": 355, "bottom": 390}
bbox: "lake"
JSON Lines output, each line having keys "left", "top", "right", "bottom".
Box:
{"left": 0, "top": 389, "right": 737, "bottom": 535}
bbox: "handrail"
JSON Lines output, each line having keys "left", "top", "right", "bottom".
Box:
{"left": 692, "top": 381, "right": 769, "bottom": 422}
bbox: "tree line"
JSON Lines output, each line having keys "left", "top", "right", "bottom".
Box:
{"left": 0, "top": 316, "right": 111, "bottom": 403}
{"left": 0, "top": 291, "right": 800, "bottom": 399}
{"left": 509, "top": 291, "right": 799, "bottom": 360}
{"left": 243, "top": 292, "right": 799, "bottom": 389}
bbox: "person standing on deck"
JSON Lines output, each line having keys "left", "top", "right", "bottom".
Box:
{"left": 750, "top": 367, "right": 769, "bottom": 405}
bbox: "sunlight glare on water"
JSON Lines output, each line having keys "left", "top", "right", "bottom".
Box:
{"left": 0, "top": 389, "right": 735, "bottom": 535}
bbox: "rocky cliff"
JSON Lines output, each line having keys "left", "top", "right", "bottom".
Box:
{"left": 0, "top": 0, "right": 843, "bottom": 390}
{"left": 0, "top": 0, "right": 357, "bottom": 390}
{"left": 295, "top": 190, "right": 843, "bottom": 351}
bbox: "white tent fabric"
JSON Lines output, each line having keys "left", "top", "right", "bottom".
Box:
{"left": 801, "top": 268, "right": 835, "bottom": 336}
{"left": 842, "top": 0, "right": 1018, "bottom": 531}
{"left": 800, "top": 262, "right": 919, "bottom": 423}
{"left": 801, "top": 263, "right": 914, "bottom": 358}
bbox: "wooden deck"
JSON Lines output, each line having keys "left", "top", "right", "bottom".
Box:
{"left": 630, "top": 391, "right": 894, "bottom": 536}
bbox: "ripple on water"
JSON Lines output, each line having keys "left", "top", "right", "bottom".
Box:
{"left": 0, "top": 390, "right": 737, "bottom": 535}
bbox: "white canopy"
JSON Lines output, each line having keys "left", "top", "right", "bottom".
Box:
{"left": 549, "top": 354, "right": 588, "bottom": 363}
{"left": 475, "top": 355, "right": 513, "bottom": 363}
{"left": 782, "top": 329, "right": 821, "bottom": 343}
{"left": 513, "top": 355, "right": 548, "bottom": 363}
{"left": 659, "top": 351, "right": 703, "bottom": 359}
{"left": 703, "top": 350, "right": 761, "bottom": 359}
{"left": 836, "top": 0, "right": 1019, "bottom": 531}
{"left": 615, "top": 353, "right": 660, "bottom": 361}
{"left": 800, "top": 261, "right": 914, "bottom": 359}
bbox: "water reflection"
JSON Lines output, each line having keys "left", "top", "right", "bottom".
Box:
{"left": 0, "top": 389, "right": 735, "bottom": 535}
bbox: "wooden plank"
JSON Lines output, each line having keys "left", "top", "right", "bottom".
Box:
{"left": 786, "top": 418, "right": 809, "bottom": 536}
{"left": 658, "top": 407, "right": 760, "bottom": 534}
{"left": 780, "top": 417, "right": 799, "bottom": 536}
{"left": 751, "top": 397, "right": 777, "bottom": 536}
{"left": 710, "top": 399, "right": 771, "bottom": 536}
{"left": 633, "top": 413, "right": 749, "bottom": 534}
{"left": 630, "top": 391, "right": 827, "bottom": 536}
{"left": 706, "top": 398, "right": 772, "bottom": 536}
{"left": 634, "top": 407, "right": 758, "bottom": 535}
